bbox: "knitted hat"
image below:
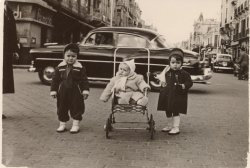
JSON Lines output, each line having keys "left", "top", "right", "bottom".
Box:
{"left": 124, "top": 59, "right": 136, "bottom": 72}
{"left": 63, "top": 43, "right": 79, "bottom": 56}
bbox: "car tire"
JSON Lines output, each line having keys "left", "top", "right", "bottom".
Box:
{"left": 38, "top": 66, "right": 55, "bottom": 85}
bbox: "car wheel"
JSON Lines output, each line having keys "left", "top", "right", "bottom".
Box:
{"left": 38, "top": 66, "right": 55, "bottom": 85}
{"left": 149, "top": 71, "right": 162, "bottom": 90}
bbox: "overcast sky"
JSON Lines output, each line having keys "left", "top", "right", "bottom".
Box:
{"left": 136, "top": 0, "right": 221, "bottom": 44}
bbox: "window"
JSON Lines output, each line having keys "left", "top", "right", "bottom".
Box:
{"left": 83, "top": 32, "right": 114, "bottom": 46}
{"left": 117, "top": 34, "right": 148, "bottom": 48}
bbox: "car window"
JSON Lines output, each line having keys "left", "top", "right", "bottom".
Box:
{"left": 151, "top": 35, "right": 172, "bottom": 49}
{"left": 117, "top": 34, "right": 148, "bottom": 48}
{"left": 84, "top": 32, "right": 114, "bottom": 46}
{"left": 217, "top": 55, "right": 232, "bottom": 61}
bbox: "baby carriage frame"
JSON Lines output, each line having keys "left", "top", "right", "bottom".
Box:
{"left": 105, "top": 47, "right": 155, "bottom": 139}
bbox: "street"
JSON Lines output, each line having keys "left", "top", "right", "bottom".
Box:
{"left": 2, "top": 69, "right": 248, "bottom": 168}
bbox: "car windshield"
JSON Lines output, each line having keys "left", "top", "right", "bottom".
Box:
{"left": 217, "top": 55, "right": 232, "bottom": 61}
{"left": 150, "top": 35, "right": 173, "bottom": 49}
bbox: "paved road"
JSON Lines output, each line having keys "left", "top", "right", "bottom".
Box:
{"left": 2, "top": 69, "right": 248, "bottom": 168}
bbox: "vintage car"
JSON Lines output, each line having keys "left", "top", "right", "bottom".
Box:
{"left": 29, "top": 27, "right": 212, "bottom": 89}
{"left": 212, "top": 54, "right": 234, "bottom": 73}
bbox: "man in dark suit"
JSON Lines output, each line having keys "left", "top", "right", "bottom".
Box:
{"left": 237, "top": 47, "right": 249, "bottom": 80}
{"left": 3, "top": 1, "right": 19, "bottom": 119}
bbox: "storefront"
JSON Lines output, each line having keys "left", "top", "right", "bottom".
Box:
{"left": 7, "top": 0, "right": 55, "bottom": 64}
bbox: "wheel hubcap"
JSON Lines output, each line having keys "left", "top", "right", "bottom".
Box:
{"left": 149, "top": 72, "right": 161, "bottom": 88}
{"left": 43, "top": 66, "right": 55, "bottom": 82}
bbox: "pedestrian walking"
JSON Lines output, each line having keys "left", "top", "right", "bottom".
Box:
{"left": 50, "top": 43, "right": 89, "bottom": 133}
{"left": 237, "top": 47, "right": 249, "bottom": 80}
{"left": 3, "top": 1, "right": 19, "bottom": 119}
{"left": 157, "top": 54, "right": 193, "bottom": 135}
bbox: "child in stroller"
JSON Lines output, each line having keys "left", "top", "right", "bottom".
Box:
{"left": 100, "top": 59, "right": 150, "bottom": 106}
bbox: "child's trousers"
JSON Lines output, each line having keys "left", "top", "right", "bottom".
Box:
{"left": 57, "top": 85, "right": 85, "bottom": 122}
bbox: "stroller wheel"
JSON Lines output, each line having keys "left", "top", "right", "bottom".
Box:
{"left": 105, "top": 118, "right": 111, "bottom": 139}
{"left": 149, "top": 114, "right": 155, "bottom": 140}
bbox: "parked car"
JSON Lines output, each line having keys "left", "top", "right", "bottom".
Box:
{"left": 212, "top": 54, "right": 234, "bottom": 73}
{"left": 29, "top": 27, "right": 212, "bottom": 89}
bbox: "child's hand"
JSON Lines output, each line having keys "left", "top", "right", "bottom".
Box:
{"left": 82, "top": 90, "right": 89, "bottom": 100}
{"left": 50, "top": 91, "right": 57, "bottom": 98}
{"left": 83, "top": 94, "right": 88, "bottom": 100}
{"left": 174, "top": 83, "right": 185, "bottom": 89}
{"left": 161, "top": 82, "right": 167, "bottom": 87}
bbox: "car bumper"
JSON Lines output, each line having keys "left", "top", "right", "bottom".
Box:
{"left": 191, "top": 68, "right": 212, "bottom": 84}
{"left": 28, "top": 65, "right": 36, "bottom": 72}
{"left": 214, "top": 66, "right": 233, "bottom": 70}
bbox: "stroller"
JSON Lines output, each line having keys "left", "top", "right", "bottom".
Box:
{"left": 105, "top": 48, "right": 156, "bottom": 139}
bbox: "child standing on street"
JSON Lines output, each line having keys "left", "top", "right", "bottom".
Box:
{"left": 100, "top": 59, "right": 150, "bottom": 106}
{"left": 157, "top": 54, "right": 193, "bottom": 135}
{"left": 50, "top": 43, "right": 89, "bottom": 133}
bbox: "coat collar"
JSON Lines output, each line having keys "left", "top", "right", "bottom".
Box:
{"left": 58, "top": 60, "right": 82, "bottom": 68}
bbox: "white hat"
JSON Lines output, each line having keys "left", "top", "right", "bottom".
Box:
{"left": 124, "top": 59, "right": 135, "bottom": 73}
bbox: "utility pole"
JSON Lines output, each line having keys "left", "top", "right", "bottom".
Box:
{"left": 110, "top": 0, "right": 113, "bottom": 27}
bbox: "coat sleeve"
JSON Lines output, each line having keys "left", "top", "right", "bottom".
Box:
{"left": 79, "top": 66, "right": 90, "bottom": 94}
{"left": 8, "top": 7, "right": 19, "bottom": 53}
{"left": 50, "top": 68, "right": 60, "bottom": 92}
{"left": 137, "top": 75, "right": 151, "bottom": 92}
{"left": 183, "top": 71, "right": 193, "bottom": 90}
{"left": 100, "top": 77, "right": 116, "bottom": 102}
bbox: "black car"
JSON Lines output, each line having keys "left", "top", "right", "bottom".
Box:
{"left": 212, "top": 54, "right": 234, "bottom": 73}
{"left": 29, "top": 27, "right": 212, "bottom": 89}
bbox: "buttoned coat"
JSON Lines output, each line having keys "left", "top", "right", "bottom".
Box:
{"left": 157, "top": 69, "right": 193, "bottom": 117}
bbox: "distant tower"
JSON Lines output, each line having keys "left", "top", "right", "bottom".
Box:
{"left": 198, "top": 13, "right": 204, "bottom": 22}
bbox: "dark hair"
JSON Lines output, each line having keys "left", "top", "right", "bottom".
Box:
{"left": 63, "top": 43, "right": 79, "bottom": 56}
{"left": 169, "top": 54, "right": 184, "bottom": 65}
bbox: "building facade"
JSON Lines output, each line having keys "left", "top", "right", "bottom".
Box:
{"left": 6, "top": 0, "right": 144, "bottom": 64}
{"left": 220, "top": 0, "right": 249, "bottom": 60}
{"left": 190, "top": 13, "right": 220, "bottom": 54}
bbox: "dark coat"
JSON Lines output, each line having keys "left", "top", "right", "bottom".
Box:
{"left": 3, "top": 6, "right": 18, "bottom": 94}
{"left": 51, "top": 61, "right": 89, "bottom": 93}
{"left": 157, "top": 69, "right": 193, "bottom": 118}
{"left": 51, "top": 61, "right": 90, "bottom": 121}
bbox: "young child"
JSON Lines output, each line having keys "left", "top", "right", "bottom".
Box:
{"left": 100, "top": 59, "right": 150, "bottom": 106}
{"left": 157, "top": 54, "right": 193, "bottom": 135}
{"left": 50, "top": 43, "right": 89, "bottom": 133}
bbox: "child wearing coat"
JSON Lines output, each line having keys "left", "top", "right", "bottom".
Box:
{"left": 100, "top": 59, "right": 150, "bottom": 106}
{"left": 157, "top": 54, "right": 193, "bottom": 135}
{"left": 50, "top": 43, "right": 89, "bottom": 133}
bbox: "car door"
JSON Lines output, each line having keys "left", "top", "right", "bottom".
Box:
{"left": 78, "top": 32, "right": 116, "bottom": 80}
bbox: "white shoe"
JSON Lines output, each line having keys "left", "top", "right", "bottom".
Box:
{"left": 161, "top": 126, "right": 172, "bottom": 132}
{"left": 56, "top": 122, "right": 66, "bottom": 133}
{"left": 70, "top": 120, "right": 80, "bottom": 133}
{"left": 168, "top": 127, "right": 180, "bottom": 135}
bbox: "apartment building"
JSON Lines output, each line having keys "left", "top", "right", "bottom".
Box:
{"left": 220, "top": 0, "right": 249, "bottom": 59}
{"left": 6, "top": 0, "right": 143, "bottom": 64}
